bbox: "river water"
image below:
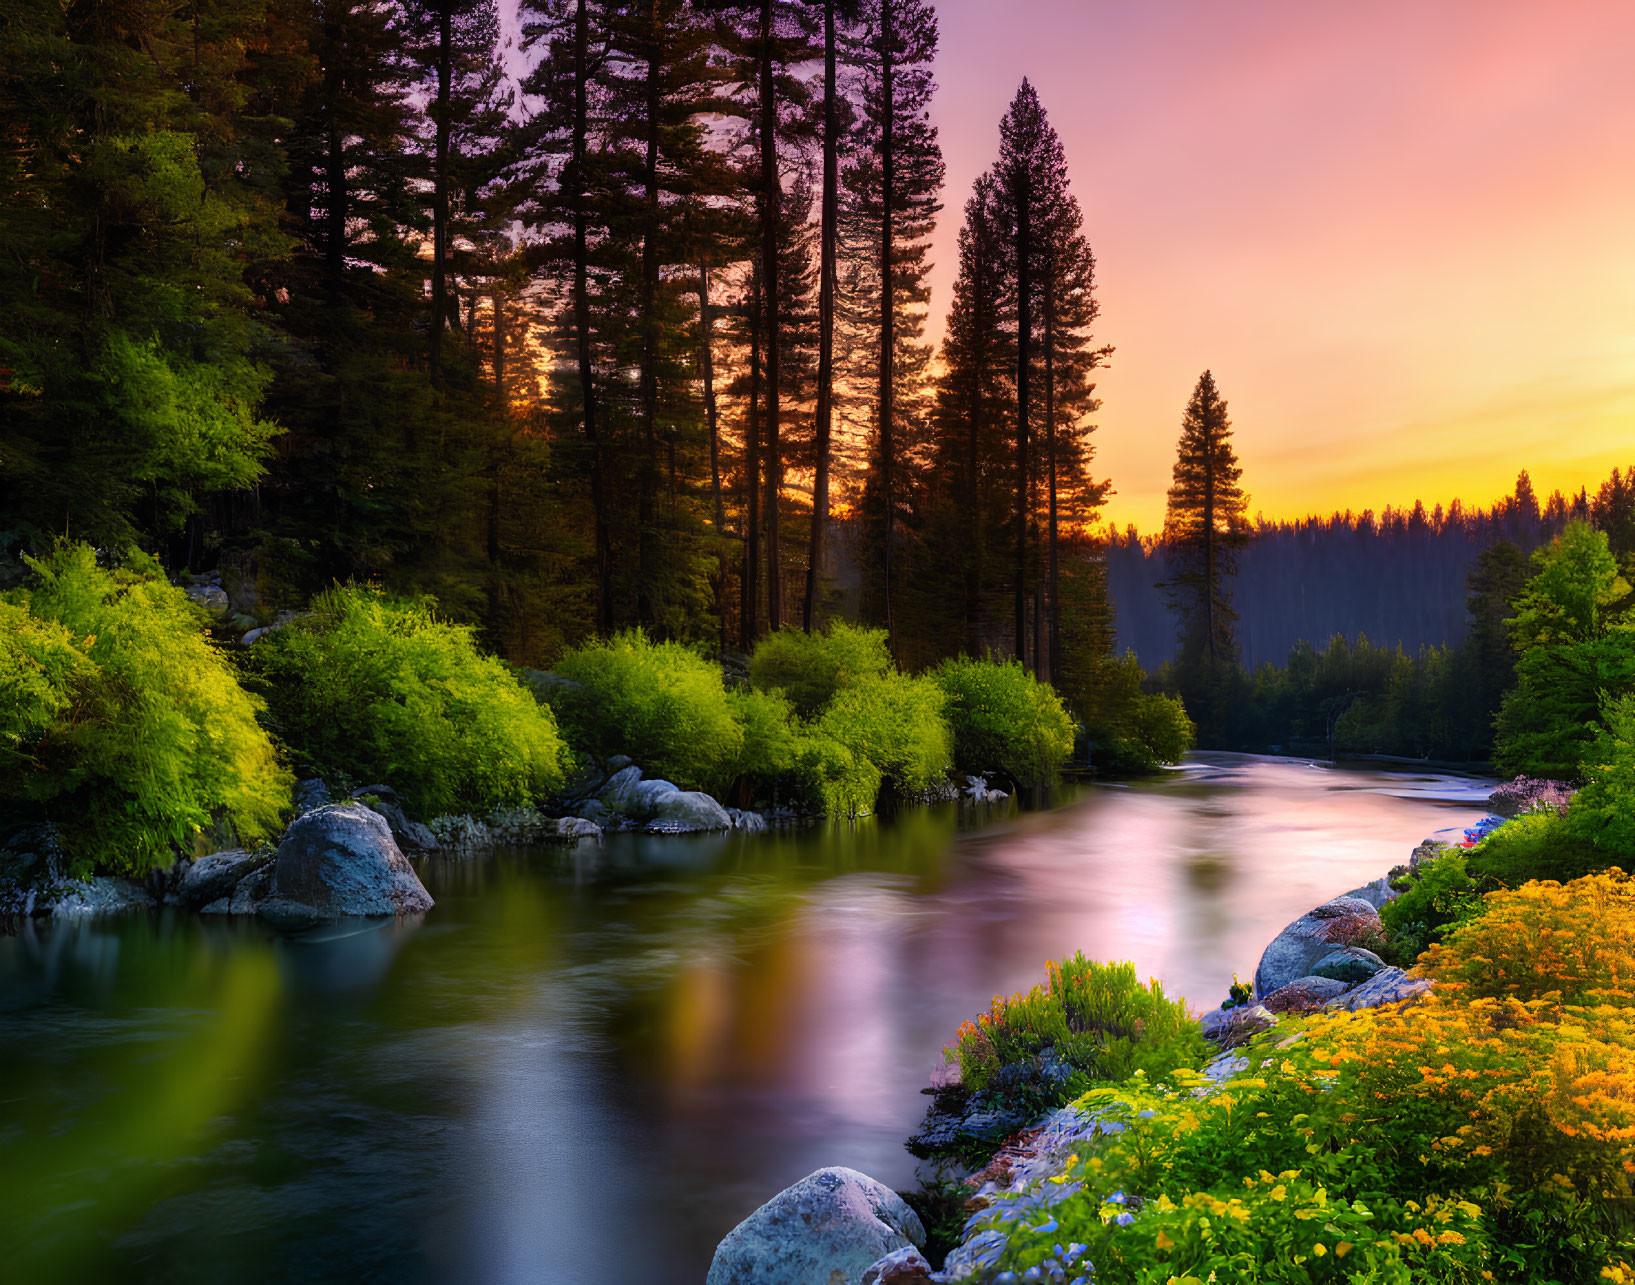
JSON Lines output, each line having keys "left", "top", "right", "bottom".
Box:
{"left": 0, "top": 753, "right": 1492, "bottom": 1283}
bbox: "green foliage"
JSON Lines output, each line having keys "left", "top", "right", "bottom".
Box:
{"left": 747, "top": 622, "right": 893, "bottom": 720}
{"left": 1378, "top": 849, "right": 1483, "bottom": 966}
{"left": 1465, "top": 810, "right": 1602, "bottom": 890}
{"left": 3, "top": 545, "right": 290, "bottom": 875}
{"left": 1065, "top": 651, "right": 1197, "bottom": 773}
{"left": 927, "top": 655, "right": 1074, "bottom": 786}
{"left": 719, "top": 687, "right": 801, "bottom": 795}
{"left": 255, "top": 584, "right": 568, "bottom": 819}
{"left": 950, "top": 955, "right": 1208, "bottom": 1096}
{"left": 549, "top": 629, "right": 742, "bottom": 790}
{"left": 810, "top": 671, "right": 952, "bottom": 802}
{"left": 1508, "top": 518, "right": 1631, "bottom": 650}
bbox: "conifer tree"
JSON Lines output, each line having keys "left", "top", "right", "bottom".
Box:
{"left": 1161, "top": 370, "right": 1248, "bottom": 670}
{"left": 844, "top": 0, "right": 943, "bottom": 641}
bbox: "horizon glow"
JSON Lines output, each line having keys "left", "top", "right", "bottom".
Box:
{"left": 928, "top": 0, "right": 1635, "bottom": 532}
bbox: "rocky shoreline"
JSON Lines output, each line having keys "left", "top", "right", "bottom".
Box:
{"left": 705, "top": 831, "right": 1453, "bottom": 1285}
{"left": 0, "top": 761, "right": 1009, "bottom": 925}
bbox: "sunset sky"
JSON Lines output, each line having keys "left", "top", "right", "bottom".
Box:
{"left": 927, "top": 0, "right": 1635, "bottom": 531}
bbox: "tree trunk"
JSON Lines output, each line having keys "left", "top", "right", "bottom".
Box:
{"left": 877, "top": 0, "right": 896, "bottom": 642}
{"left": 699, "top": 258, "right": 724, "bottom": 531}
{"left": 1044, "top": 261, "right": 1058, "bottom": 684}
{"left": 492, "top": 281, "right": 506, "bottom": 401}
{"left": 803, "top": 0, "right": 838, "bottom": 633}
{"left": 759, "top": 0, "right": 782, "bottom": 631}
{"left": 430, "top": 1, "right": 452, "bottom": 385}
{"left": 637, "top": 11, "right": 661, "bottom": 625}
{"left": 571, "top": 0, "right": 611, "bottom": 632}
{"left": 1014, "top": 176, "right": 1032, "bottom": 665}
{"left": 743, "top": 261, "right": 764, "bottom": 648}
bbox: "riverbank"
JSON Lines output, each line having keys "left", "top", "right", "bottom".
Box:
{"left": 706, "top": 777, "right": 1503, "bottom": 1284}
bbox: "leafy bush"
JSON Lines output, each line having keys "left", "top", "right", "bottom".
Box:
{"left": 927, "top": 655, "right": 1074, "bottom": 786}
{"left": 1377, "top": 849, "right": 1482, "bottom": 967}
{"left": 1466, "top": 809, "right": 1603, "bottom": 888}
{"left": 256, "top": 584, "right": 568, "bottom": 819}
{"left": 949, "top": 955, "right": 1207, "bottom": 1096}
{"left": 747, "top": 622, "right": 892, "bottom": 719}
{"left": 980, "top": 877, "right": 1635, "bottom": 1282}
{"left": 549, "top": 629, "right": 741, "bottom": 789}
{"left": 3, "top": 544, "right": 290, "bottom": 875}
{"left": 1071, "top": 651, "right": 1197, "bottom": 773}
{"left": 811, "top": 670, "right": 951, "bottom": 801}
{"left": 719, "top": 687, "right": 800, "bottom": 797}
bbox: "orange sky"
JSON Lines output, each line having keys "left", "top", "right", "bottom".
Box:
{"left": 927, "top": 0, "right": 1635, "bottom": 532}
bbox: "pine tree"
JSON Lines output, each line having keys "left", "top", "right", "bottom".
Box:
{"left": 1161, "top": 370, "right": 1248, "bottom": 671}
{"left": 844, "top": 0, "right": 943, "bottom": 641}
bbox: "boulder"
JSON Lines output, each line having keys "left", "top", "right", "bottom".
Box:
{"left": 1259, "top": 975, "right": 1354, "bottom": 1014}
{"left": 1342, "top": 874, "right": 1397, "bottom": 909}
{"left": 706, "top": 1167, "right": 925, "bottom": 1285}
{"left": 49, "top": 877, "right": 155, "bottom": 916}
{"left": 429, "top": 814, "right": 493, "bottom": 852}
{"left": 1311, "top": 947, "right": 1386, "bottom": 984}
{"left": 228, "top": 863, "right": 274, "bottom": 914}
{"left": 169, "top": 849, "right": 273, "bottom": 909}
{"left": 350, "top": 786, "right": 439, "bottom": 854}
{"left": 259, "top": 804, "right": 433, "bottom": 930}
{"left": 556, "top": 816, "right": 602, "bottom": 843}
{"left": 630, "top": 777, "right": 681, "bottom": 813}
{"left": 292, "top": 778, "right": 333, "bottom": 817}
{"left": 1201, "top": 1003, "right": 1276, "bottom": 1050}
{"left": 728, "top": 808, "right": 768, "bottom": 834}
{"left": 574, "top": 799, "right": 609, "bottom": 827}
{"left": 861, "top": 1247, "right": 936, "bottom": 1285}
{"left": 643, "top": 789, "right": 732, "bottom": 834}
{"left": 1410, "top": 839, "right": 1451, "bottom": 872}
{"left": 1254, "top": 895, "right": 1382, "bottom": 996}
{"left": 185, "top": 583, "right": 231, "bottom": 618}
{"left": 1329, "top": 966, "right": 1432, "bottom": 1012}
{"left": 599, "top": 765, "right": 646, "bottom": 812}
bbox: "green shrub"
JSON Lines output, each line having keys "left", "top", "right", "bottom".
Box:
{"left": 720, "top": 686, "right": 800, "bottom": 795}
{"left": 747, "top": 621, "right": 892, "bottom": 719}
{"left": 951, "top": 955, "right": 1208, "bottom": 1096}
{"left": 3, "top": 544, "right": 290, "bottom": 875}
{"left": 812, "top": 671, "right": 951, "bottom": 801}
{"left": 256, "top": 584, "right": 568, "bottom": 818}
{"left": 548, "top": 629, "right": 742, "bottom": 789}
{"left": 927, "top": 655, "right": 1074, "bottom": 786}
{"left": 1466, "top": 809, "right": 1603, "bottom": 888}
{"left": 1071, "top": 651, "right": 1197, "bottom": 773}
{"left": 1377, "top": 848, "right": 1482, "bottom": 966}
{"left": 792, "top": 727, "right": 881, "bottom": 818}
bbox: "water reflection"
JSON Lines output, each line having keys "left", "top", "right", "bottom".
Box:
{"left": 0, "top": 755, "right": 1491, "bottom": 1282}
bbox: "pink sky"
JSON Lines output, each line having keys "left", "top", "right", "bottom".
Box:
{"left": 928, "top": 0, "right": 1635, "bottom": 530}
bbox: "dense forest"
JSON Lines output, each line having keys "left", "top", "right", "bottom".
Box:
{"left": 0, "top": 0, "right": 1117, "bottom": 683}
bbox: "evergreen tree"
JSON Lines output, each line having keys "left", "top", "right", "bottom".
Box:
{"left": 843, "top": 0, "right": 943, "bottom": 642}
{"left": 1161, "top": 370, "right": 1248, "bottom": 674}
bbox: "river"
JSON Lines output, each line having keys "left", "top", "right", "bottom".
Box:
{"left": 0, "top": 753, "right": 1492, "bottom": 1283}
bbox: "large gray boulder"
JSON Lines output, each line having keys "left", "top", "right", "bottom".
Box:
{"left": 644, "top": 790, "right": 732, "bottom": 834}
{"left": 706, "top": 1167, "right": 925, "bottom": 1285}
{"left": 1254, "top": 895, "right": 1382, "bottom": 997}
{"left": 600, "top": 765, "right": 646, "bottom": 812}
{"left": 259, "top": 804, "right": 433, "bottom": 931}
{"left": 169, "top": 849, "right": 273, "bottom": 909}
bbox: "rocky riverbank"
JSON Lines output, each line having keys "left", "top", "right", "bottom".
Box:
{"left": 704, "top": 832, "right": 1452, "bottom": 1285}
{"left": 0, "top": 760, "right": 1012, "bottom": 924}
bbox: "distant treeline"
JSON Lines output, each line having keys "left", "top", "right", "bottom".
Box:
{"left": 1106, "top": 470, "right": 1635, "bottom": 670}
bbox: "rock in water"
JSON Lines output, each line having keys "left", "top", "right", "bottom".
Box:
{"left": 349, "top": 785, "right": 440, "bottom": 854}
{"left": 169, "top": 849, "right": 273, "bottom": 909}
{"left": 49, "top": 877, "right": 155, "bottom": 916}
{"left": 643, "top": 789, "right": 731, "bottom": 833}
{"left": 706, "top": 1167, "right": 926, "bottom": 1285}
{"left": 259, "top": 804, "right": 433, "bottom": 930}
{"left": 1254, "top": 895, "right": 1381, "bottom": 996}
